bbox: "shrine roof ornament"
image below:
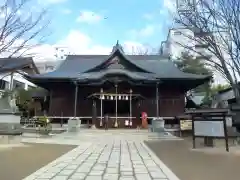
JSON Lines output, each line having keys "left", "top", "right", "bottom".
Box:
{"left": 111, "top": 40, "right": 124, "bottom": 54}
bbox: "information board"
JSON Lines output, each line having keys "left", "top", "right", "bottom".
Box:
{"left": 194, "top": 121, "right": 225, "bottom": 137}
{"left": 180, "top": 120, "right": 192, "bottom": 130}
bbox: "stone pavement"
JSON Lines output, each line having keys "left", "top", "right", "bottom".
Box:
{"left": 23, "top": 130, "right": 180, "bottom": 180}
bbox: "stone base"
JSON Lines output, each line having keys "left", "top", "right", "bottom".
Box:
{"left": 68, "top": 118, "right": 81, "bottom": 132}
{"left": 91, "top": 124, "right": 96, "bottom": 129}
{"left": 0, "top": 135, "right": 21, "bottom": 144}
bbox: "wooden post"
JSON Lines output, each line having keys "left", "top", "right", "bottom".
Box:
{"left": 9, "top": 72, "right": 14, "bottom": 91}
{"left": 92, "top": 100, "right": 97, "bottom": 128}
{"left": 115, "top": 84, "right": 118, "bottom": 128}
{"left": 223, "top": 114, "right": 229, "bottom": 152}
{"left": 156, "top": 82, "right": 159, "bottom": 118}
{"left": 61, "top": 112, "right": 63, "bottom": 127}
{"left": 130, "top": 89, "right": 132, "bottom": 128}
{"left": 74, "top": 82, "right": 78, "bottom": 117}
{"left": 100, "top": 88, "right": 103, "bottom": 127}
{"left": 192, "top": 115, "right": 196, "bottom": 149}
{"left": 49, "top": 90, "right": 53, "bottom": 116}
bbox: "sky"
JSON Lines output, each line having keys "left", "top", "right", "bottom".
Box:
{"left": 23, "top": 0, "right": 175, "bottom": 61}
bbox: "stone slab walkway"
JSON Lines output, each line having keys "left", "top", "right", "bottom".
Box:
{"left": 23, "top": 130, "right": 180, "bottom": 180}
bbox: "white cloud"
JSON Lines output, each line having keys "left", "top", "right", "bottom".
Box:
{"left": 123, "top": 41, "right": 149, "bottom": 54}
{"left": 163, "top": 0, "right": 176, "bottom": 13}
{"left": 61, "top": 8, "right": 72, "bottom": 14}
{"left": 159, "top": 9, "right": 166, "bottom": 15}
{"left": 130, "top": 25, "right": 155, "bottom": 38}
{"left": 143, "top": 13, "right": 154, "bottom": 20}
{"left": 38, "top": 0, "right": 67, "bottom": 5}
{"left": 76, "top": 11, "right": 103, "bottom": 24}
{"left": 7, "top": 30, "right": 148, "bottom": 62}
{"left": 56, "top": 30, "right": 111, "bottom": 55}
{"left": 56, "top": 30, "right": 148, "bottom": 55}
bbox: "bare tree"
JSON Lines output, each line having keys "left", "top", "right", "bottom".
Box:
{"left": 174, "top": 0, "right": 240, "bottom": 101}
{"left": 0, "top": 0, "right": 50, "bottom": 57}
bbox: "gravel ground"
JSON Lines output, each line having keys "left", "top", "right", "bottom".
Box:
{"left": 0, "top": 143, "right": 77, "bottom": 180}
{"left": 145, "top": 139, "right": 240, "bottom": 180}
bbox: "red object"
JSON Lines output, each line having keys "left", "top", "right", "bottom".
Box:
{"left": 141, "top": 112, "right": 148, "bottom": 128}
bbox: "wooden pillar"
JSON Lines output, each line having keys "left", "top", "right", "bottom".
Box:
{"left": 92, "top": 100, "right": 97, "bottom": 128}
{"left": 130, "top": 89, "right": 133, "bottom": 128}
{"left": 100, "top": 88, "right": 103, "bottom": 127}
{"left": 9, "top": 72, "right": 14, "bottom": 91}
{"left": 114, "top": 84, "right": 118, "bottom": 128}
{"left": 74, "top": 82, "right": 78, "bottom": 117}
{"left": 156, "top": 82, "right": 159, "bottom": 118}
{"left": 138, "top": 100, "right": 141, "bottom": 128}
{"left": 49, "top": 90, "right": 53, "bottom": 116}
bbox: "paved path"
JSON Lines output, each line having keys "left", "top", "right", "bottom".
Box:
{"left": 23, "top": 130, "right": 180, "bottom": 180}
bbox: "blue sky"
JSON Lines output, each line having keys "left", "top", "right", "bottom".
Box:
{"left": 26, "top": 0, "right": 174, "bottom": 60}
{"left": 48, "top": 0, "right": 170, "bottom": 45}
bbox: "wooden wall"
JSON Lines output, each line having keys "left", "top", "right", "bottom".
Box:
{"left": 48, "top": 82, "right": 185, "bottom": 118}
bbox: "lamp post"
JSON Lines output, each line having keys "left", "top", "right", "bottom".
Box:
{"left": 129, "top": 89, "right": 132, "bottom": 128}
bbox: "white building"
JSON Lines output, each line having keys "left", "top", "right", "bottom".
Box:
{"left": 35, "top": 60, "right": 63, "bottom": 74}
{"left": 160, "top": 28, "right": 213, "bottom": 61}
{"left": 0, "top": 59, "right": 63, "bottom": 94}
{"left": 0, "top": 57, "right": 40, "bottom": 93}
{"left": 0, "top": 72, "right": 36, "bottom": 91}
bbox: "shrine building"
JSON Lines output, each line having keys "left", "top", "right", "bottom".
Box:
{"left": 25, "top": 42, "right": 210, "bottom": 128}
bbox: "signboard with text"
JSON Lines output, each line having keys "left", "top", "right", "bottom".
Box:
{"left": 194, "top": 121, "right": 224, "bottom": 137}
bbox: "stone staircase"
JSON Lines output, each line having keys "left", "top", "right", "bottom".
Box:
{"left": 52, "top": 129, "right": 182, "bottom": 142}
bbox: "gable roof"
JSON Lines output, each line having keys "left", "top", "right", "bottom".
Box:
{"left": 24, "top": 42, "right": 210, "bottom": 83}
{"left": 27, "top": 54, "right": 209, "bottom": 80}
{"left": 0, "top": 57, "right": 39, "bottom": 74}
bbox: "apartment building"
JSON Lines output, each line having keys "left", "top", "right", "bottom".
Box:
{"left": 160, "top": 28, "right": 213, "bottom": 61}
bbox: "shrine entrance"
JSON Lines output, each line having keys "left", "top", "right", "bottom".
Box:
{"left": 88, "top": 87, "right": 144, "bottom": 129}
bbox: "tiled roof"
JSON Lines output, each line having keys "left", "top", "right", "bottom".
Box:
{"left": 25, "top": 43, "right": 210, "bottom": 83}
{"left": 0, "top": 57, "right": 39, "bottom": 74}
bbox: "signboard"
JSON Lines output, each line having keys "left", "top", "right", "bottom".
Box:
{"left": 180, "top": 120, "right": 192, "bottom": 130}
{"left": 194, "top": 121, "right": 224, "bottom": 137}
